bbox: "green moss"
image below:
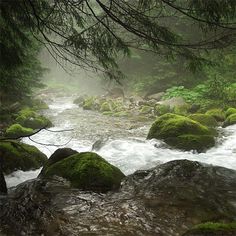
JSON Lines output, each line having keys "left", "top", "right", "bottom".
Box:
{"left": 188, "top": 113, "right": 218, "bottom": 127}
{"left": 193, "top": 222, "right": 236, "bottom": 231}
{"left": 82, "top": 97, "right": 95, "bottom": 110}
{"left": 5, "top": 124, "right": 33, "bottom": 138}
{"left": 16, "top": 108, "right": 52, "bottom": 129}
{"left": 43, "top": 152, "right": 125, "bottom": 192}
{"left": 139, "top": 105, "right": 153, "bottom": 115}
{"left": 166, "top": 134, "right": 215, "bottom": 152}
{"left": 223, "top": 113, "right": 236, "bottom": 127}
{"left": 154, "top": 104, "right": 172, "bottom": 116}
{"left": 147, "top": 113, "right": 215, "bottom": 152}
{"left": 18, "top": 108, "right": 37, "bottom": 118}
{"left": 205, "top": 109, "right": 226, "bottom": 122}
{"left": 147, "top": 113, "right": 212, "bottom": 140}
{"left": 0, "top": 141, "right": 47, "bottom": 174}
{"left": 100, "top": 101, "right": 112, "bottom": 112}
{"left": 113, "top": 111, "right": 129, "bottom": 117}
{"left": 225, "top": 108, "right": 236, "bottom": 117}
{"left": 102, "top": 111, "right": 114, "bottom": 116}
{"left": 183, "top": 222, "right": 236, "bottom": 235}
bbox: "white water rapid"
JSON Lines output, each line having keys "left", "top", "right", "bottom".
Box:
{"left": 5, "top": 97, "right": 236, "bottom": 187}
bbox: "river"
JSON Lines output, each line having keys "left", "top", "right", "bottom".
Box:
{"left": 5, "top": 96, "right": 236, "bottom": 187}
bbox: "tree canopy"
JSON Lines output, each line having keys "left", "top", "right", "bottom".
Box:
{"left": 0, "top": 0, "right": 236, "bottom": 103}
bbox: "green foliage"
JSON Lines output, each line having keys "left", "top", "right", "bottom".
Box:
{"left": 43, "top": 152, "right": 125, "bottom": 192}
{"left": 5, "top": 124, "right": 33, "bottom": 138}
{"left": 193, "top": 222, "right": 236, "bottom": 231}
{"left": 0, "top": 141, "right": 47, "bottom": 174}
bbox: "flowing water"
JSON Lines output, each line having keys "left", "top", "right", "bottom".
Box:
{"left": 5, "top": 96, "right": 236, "bottom": 187}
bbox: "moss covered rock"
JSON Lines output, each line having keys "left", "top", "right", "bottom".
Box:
{"left": 16, "top": 108, "right": 52, "bottom": 129}
{"left": 82, "top": 97, "right": 96, "bottom": 110}
{"left": 225, "top": 108, "right": 236, "bottom": 117}
{"left": 154, "top": 104, "right": 172, "bottom": 116}
{"left": 188, "top": 113, "right": 218, "bottom": 127}
{"left": 40, "top": 148, "right": 78, "bottom": 175}
{"left": 100, "top": 101, "right": 112, "bottom": 112}
{"left": 183, "top": 222, "right": 236, "bottom": 236}
{"left": 0, "top": 141, "right": 47, "bottom": 174}
{"left": 205, "top": 109, "right": 226, "bottom": 122}
{"left": 147, "top": 113, "right": 215, "bottom": 152}
{"left": 223, "top": 113, "right": 236, "bottom": 127}
{"left": 42, "top": 152, "right": 125, "bottom": 192}
{"left": 166, "top": 134, "right": 215, "bottom": 152}
{"left": 5, "top": 124, "right": 34, "bottom": 138}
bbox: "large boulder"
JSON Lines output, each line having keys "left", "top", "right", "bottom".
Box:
{"left": 39, "top": 148, "right": 78, "bottom": 175}
{"left": 15, "top": 108, "right": 52, "bottom": 129}
{"left": 147, "top": 113, "right": 215, "bottom": 152}
{"left": 1, "top": 160, "right": 236, "bottom": 236}
{"left": 41, "top": 152, "right": 125, "bottom": 192}
{"left": 0, "top": 141, "right": 47, "bottom": 174}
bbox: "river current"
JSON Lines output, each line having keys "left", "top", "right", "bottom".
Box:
{"left": 5, "top": 96, "right": 236, "bottom": 187}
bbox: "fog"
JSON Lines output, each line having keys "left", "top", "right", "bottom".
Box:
{"left": 39, "top": 49, "right": 106, "bottom": 96}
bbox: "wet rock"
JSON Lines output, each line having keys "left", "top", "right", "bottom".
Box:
{"left": 92, "top": 138, "right": 109, "bottom": 151}
{"left": 41, "top": 152, "right": 125, "bottom": 192}
{"left": 1, "top": 160, "right": 236, "bottom": 236}
{"left": 146, "top": 92, "right": 165, "bottom": 101}
{"left": 0, "top": 169, "right": 7, "bottom": 194}
{"left": 39, "top": 148, "right": 78, "bottom": 176}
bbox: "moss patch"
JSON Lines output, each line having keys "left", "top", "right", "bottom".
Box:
{"left": 147, "top": 113, "right": 215, "bottom": 152}
{"left": 166, "top": 134, "right": 215, "bottom": 152}
{"left": 223, "top": 113, "right": 236, "bottom": 127}
{"left": 183, "top": 222, "right": 236, "bottom": 235}
{"left": 0, "top": 141, "right": 47, "bottom": 174}
{"left": 225, "top": 108, "right": 236, "bottom": 118}
{"left": 16, "top": 108, "right": 52, "bottom": 129}
{"left": 205, "top": 109, "right": 226, "bottom": 122}
{"left": 5, "top": 124, "right": 34, "bottom": 138}
{"left": 188, "top": 113, "right": 218, "bottom": 127}
{"left": 43, "top": 152, "right": 125, "bottom": 192}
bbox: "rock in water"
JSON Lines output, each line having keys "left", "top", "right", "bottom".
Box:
{"left": 1, "top": 160, "right": 236, "bottom": 235}
{"left": 147, "top": 113, "right": 216, "bottom": 152}
{"left": 41, "top": 152, "right": 125, "bottom": 192}
{"left": 39, "top": 148, "right": 78, "bottom": 176}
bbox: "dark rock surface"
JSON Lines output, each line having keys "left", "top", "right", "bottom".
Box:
{"left": 0, "top": 169, "right": 7, "bottom": 194}
{"left": 1, "top": 160, "right": 236, "bottom": 236}
{"left": 39, "top": 148, "right": 78, "bottom": 176}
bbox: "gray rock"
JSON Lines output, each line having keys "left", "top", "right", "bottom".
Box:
{"left": 157, "top": 96, "right": 187, "bottom": 108}
{"left": 146, "top": 92, "right": 165, "bottom": 101}
{"left": 1, "top": 160, "right": 236, "bottom": 236}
